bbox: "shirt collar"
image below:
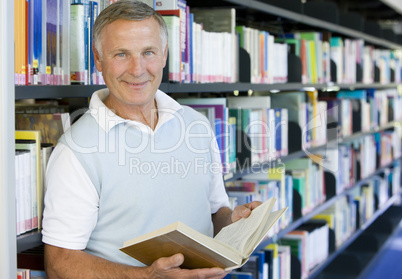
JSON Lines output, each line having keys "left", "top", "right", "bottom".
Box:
{"left": 89, "top": 88, "right": 183, "bottom": 134}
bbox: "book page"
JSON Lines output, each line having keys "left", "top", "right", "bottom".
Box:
{"left": 244, "top": 207, "right": 288, "bottom": 255}
{"left": 214, "top": 198, "right": 276, "bottom": 255}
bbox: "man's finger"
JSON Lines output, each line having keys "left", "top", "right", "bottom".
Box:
{"left": 156, "top": 253, "right": 184, "bottom": 271}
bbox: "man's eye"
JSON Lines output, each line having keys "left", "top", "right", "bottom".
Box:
{"left": 144, "top": 51, "right": 153, "bottom": 56}
{"left": 117, "top": 53, "right": 125, "bottom": 57}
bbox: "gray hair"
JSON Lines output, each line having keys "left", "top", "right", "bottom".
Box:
{"left": 93, "top": 0, "right": 168, "bottom": 58}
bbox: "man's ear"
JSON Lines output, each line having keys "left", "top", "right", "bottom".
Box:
{"left": 163, "top": 43, "right": 168, "bottom": 68}
{"left": 93, "top": 44, "right": 103, "bottom": 72}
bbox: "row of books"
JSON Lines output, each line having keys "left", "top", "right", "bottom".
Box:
{"left": 14, "top": 0, "right": 402, "bottom": 86}
{"left": 224, "top": 161, "right": 401, "bottom": 279}
{"left": 17, "top": 269, "right": 45, "bottom": 279}
{"left": 177, "top": 88, "right": 401, "bottom": 175}
{"left": 13, "top": 0, "right": 153, "bottom": 86}
{"left": 177, "top": 96, "right": 288, "bottom": 174}
{"left": 280, "top": 220, "right": 330, "bottom": 279}
{"left": 321, "top": 88, "right": 402, "bottom": 137}
{"left": 315, "top": 196, "right": 356, "bottom": 251}
{"left": 318, "top": 126, "right": 401, "bottom": 196}
{"left": 226, "top": 172, "right": 294, "bottom": 236}
{"left": 14, "top": 107, "right": 70, "bottom": 236}
{"left": 223, "top": 138, "right": 401, "bottom": 245}
{"left": 237, "top": 25, "right": 287, "bottom": 84}
{"left": 224, "top": 243, "right": 292, "bottom": 279}
{"left": 15, "top": 131, "right": 45, "bottom": 236}
{"left": 224, "top": 220, "right": 330, "bottom": 279}
{"left": 225, "top": 154, "right": 327, "bottom": 233}
{"left": 329, "top": 37, "right": 402, "bottom": 84}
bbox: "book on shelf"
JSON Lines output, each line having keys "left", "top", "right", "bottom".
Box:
{"left": 297, "top": 220, "right": 329, "bottom": 270}
{"left": 120, "top": 198, "right": 287, "bottom": 270}
{"left": 273, "top": 42, "right": 288, "bottom": 83}
{"left": 224, "top": 271, "right": 253, "bottom": 278}
{"left": 70, "top": 3, "right": 86, "bottom": 84}
{"left": 285, "top": 157, "right": 325, "bottom": 215}
{"left": 227, "top": 96, "right": 275, "bottom": 161}
{"left": 273, "top": 108, "right": 289, "bottom": 157}
{"left": 266, "top": 243, "right": 281, "bottom": 279}
{"left": 270, "top": 91, "right": 309, "bottom": 148}
{"left": 237, "top": 255, "right": 259, "bottom": 279}
{"left": 109, "top": 0, "right": 155, "bottom": 8}
{"left": 279, "top": 231, "right": 309, "bottom": 279}
{"left": 177, "top": 98, "right": 233, "bottom": 173}
{"left": 15, "top": 150, "right": 31, "bottom": 236}
{"left": 14, "top": 0, "right": 28, "bottom": 85}
{"left": 17, "top": 268, "right": 45, "bottom": 279}
{"left": 15, "top": 140, "right": 38, "bottom": 233}
{"left": 191, "top": 7, "right": 237, "bottom": 83}
{"left": 15, "top": 130, "right": 42, "bottom": 230}
{"left": 277, "top": 245, "right": 291, "bottom": 279}
{"left": 157, "top": 9, "right": 182, "bottom": 82}
{"left": 156, "top": 0, "right": 187, "bottom": 82}
{"left": 228, "top": 172, "right": 294, "bottom": 237}
{"left": 15, "top": 112, "right": 70, "bottom": 147}
{"left": 330, "top": 37, "right": 343, "bottom": 84}
{"left": 40, "top": 143, "right": 53, "bottom": 196}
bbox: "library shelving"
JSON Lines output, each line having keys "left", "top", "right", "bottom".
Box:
{"left": 3, "top": 0, "right": 402, "bottom": 278}
{"left": 14, "top": 83, "right": 402, "bottom": 100}
{"left": 1, "top": 1, "right": 17, "bottom": 278}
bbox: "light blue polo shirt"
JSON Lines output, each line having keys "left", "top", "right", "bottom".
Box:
{"left": 42, "top": 89, "right": 230, "bottom": 266}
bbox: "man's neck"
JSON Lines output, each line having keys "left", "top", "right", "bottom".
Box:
{"left": 104, "top": 97, "right": 159, "bottom": 131}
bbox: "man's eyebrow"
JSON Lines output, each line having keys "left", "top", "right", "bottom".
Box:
{"left": 112, "top": 48, "right": 129, "bottom": 53}
{"left": 143, "top": 45, "right": 159, "bottom": 51}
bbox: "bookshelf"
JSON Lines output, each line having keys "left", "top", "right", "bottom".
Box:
{"left": 224, "top": 0, "right": 402, "bottom": 49}
{"left": 14, "top": 83, "right": 402, "bottom": 99}
{"left": 5, "top": 0, "right": 402, "bottom": 278}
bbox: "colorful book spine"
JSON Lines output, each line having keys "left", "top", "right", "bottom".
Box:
{"left": 70, "top": 3, "right": 86, "bottom": 84}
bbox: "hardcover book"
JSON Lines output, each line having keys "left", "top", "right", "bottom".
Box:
{"left": 120, "top": 198, "right": 287, "bottom": 270}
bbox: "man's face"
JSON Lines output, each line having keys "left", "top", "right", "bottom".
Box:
{"left": 94, "top": 17, "right": 167, "bottom": 111}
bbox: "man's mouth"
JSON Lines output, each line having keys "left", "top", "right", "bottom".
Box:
{"left": 125, "top": 80, "right": 148, "bottom": 86}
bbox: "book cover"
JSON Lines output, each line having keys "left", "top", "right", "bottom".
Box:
{"left": 121, "top": 198, "right": 287, "bottom": 270}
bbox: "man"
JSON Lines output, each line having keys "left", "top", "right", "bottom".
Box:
{"left": 42, "top": 1, "right": 260, "bottom": 278}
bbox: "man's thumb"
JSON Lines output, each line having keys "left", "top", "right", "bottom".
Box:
{"left": 167, "top": 253, "right": 184, "bottom": 269}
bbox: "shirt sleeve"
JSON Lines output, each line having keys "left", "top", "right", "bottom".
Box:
{"left": 208, "top": 136, "right": 230, "bottom": 213}
{"left": 42, "top": 143, "right": 99, "bottom": 250}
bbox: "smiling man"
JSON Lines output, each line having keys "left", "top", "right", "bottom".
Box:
{"left": 42, "top": 1, "right": 260, "bottom": 278}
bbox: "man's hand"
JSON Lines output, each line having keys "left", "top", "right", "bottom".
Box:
{"left": 231, "top": 201, "right": 263, "bottom": 223}
{"left": 147, "top": 253, "right": 229, "bottom": 279}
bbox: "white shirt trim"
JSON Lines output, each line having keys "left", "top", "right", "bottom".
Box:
{"left": 89, "top": 88, "right": 183, "bottom": 134}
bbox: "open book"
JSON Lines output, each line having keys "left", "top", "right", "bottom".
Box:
{"left": 120, "top": 198, "right": 287, "bottom": 270}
